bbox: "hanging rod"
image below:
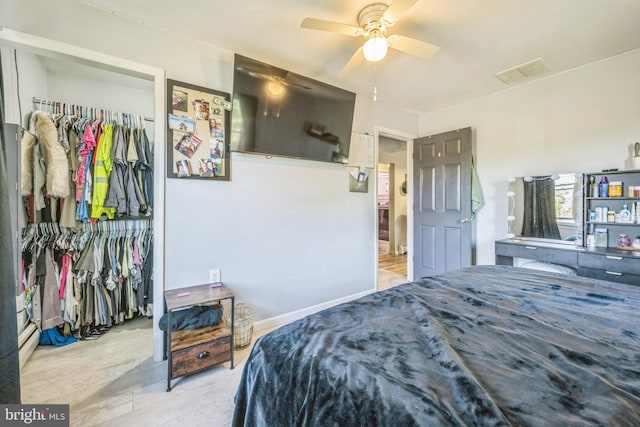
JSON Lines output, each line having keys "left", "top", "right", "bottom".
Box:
{"left": 32, "top": 97, "right": 154, "bottom": 122}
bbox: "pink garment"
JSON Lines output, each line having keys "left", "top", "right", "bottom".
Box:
{"left": 132, "top": 237, "right": 141, "bottom": 266}
{"left": 21, "top": 259, "right": 25, "bottom": 292}
{"left": 59, "top": 254, "right": 71, "bottom": 300}
{"left": 76, "top": 123, "right": 96, "bottom": 201}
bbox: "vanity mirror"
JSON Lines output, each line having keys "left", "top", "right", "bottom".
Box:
{"left": 507, "top": 174, "right": 583, "bottom": 244}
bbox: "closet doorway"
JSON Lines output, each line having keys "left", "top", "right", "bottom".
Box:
{"left": 377, "top": 134, "right": 409, "bottom": 290}
{"left": 0, "top": 28, "right": 165, "bottom": 382}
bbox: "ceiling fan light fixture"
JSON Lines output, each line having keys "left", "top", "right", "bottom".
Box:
{"left": 267, "top": 80, "right": 284, "bottom": 97}
{"left": 363, "top": 32, "right": 388, "bottom": 62}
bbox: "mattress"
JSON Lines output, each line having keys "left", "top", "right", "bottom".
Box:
{"left": 232, "top": 265, "right": 640, "bottom": 426}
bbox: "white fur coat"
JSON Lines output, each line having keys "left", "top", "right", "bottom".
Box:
{"left": 20, "top": 130, "right": 35, "bottom": 196}
{"left": 34, "top": 112, "right": 70, "bottom": 198}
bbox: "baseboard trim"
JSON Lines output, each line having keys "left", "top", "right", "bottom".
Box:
{"left": 254, "top": 288, "right": 375, "bottom": 332}
{"left": 19, "top": 326, "right": 40, "bottom": 369}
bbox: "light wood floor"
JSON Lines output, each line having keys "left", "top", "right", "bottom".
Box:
{"left": 378, "top": 240, "right": 408, "bottom": 291}
{"left": 378, "top": 240, "right": 407, "bottom": 276}
{"left": 19, "top": 245, "right": 409, "bottom": 426}
{"left": 20, "top": 317, "right": 266, "bottom": 426}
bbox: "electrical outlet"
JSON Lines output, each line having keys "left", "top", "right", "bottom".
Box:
{"left": 209, "top": 268, "right": 221, "bottom": 284}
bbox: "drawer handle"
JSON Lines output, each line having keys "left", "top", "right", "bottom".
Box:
{"left": 605, "top": 271, "right": 622, "bottom": 276}
{"left": 198, "top": 351, "right": 211, "bottom": 359}
{"left": 606, "top": 256, "right": 623, "bottom": 260}
{"left": 524, "top": 246, "right": 537, "bottom": 250}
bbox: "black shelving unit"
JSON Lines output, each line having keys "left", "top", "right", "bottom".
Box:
{"left": 583, "top": 169, "right": 640, "bottom": 248}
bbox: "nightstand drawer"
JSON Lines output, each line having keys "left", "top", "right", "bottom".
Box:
{"left": 578, "top": 252, "right": 640, "bottom": 275}
{"left": 577, "top": 267, "right": 640, "bottom": 286}
{"left": 171, "top": 336, "right": 231, "bottom": 378}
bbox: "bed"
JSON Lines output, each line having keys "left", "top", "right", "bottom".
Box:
{"left": 232, "top": 265, "right": 640, "bottom": 426}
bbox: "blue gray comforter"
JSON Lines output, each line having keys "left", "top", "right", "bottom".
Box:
{"left": 232, "top": 265, "right": 640, "bottom": 426}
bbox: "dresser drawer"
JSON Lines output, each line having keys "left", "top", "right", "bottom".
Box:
{"left": 578, "top": 252, "right": 640, "bottom": 275}
{"left": 577, "top": 267, "right": 640, "bottom": 286}
{"left": 495, "top": 242, "right": 577, "bottom": 267}
{"left": 171, "top": 336, "right": 231, "bottom": 378}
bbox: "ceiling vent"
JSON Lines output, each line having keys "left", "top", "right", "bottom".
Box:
{"left": 495, "top": 58, "right": 549, "bottom": 84}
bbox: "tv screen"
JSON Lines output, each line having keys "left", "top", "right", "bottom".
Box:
{"left": 231, "top": 54, "right": 356, "bottom": 164}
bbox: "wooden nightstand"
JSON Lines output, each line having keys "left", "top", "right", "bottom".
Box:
{"left": 164, "top": 284, "right": 235, "bottom": 391}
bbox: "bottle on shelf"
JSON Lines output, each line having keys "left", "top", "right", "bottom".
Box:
{"left": 609, "top": 181, "right": 622, "bottom": 197}
{"left": 599, "top": 176, "right": 609, "bottom": 198}
{"left": 620, "top": 205, "right": 631, "bottom": 222}
{"left": 589, "top": 176, "right": 597, "bottom": 197}
{"left": 586, "top": 233, "right": 595, "bottom": 247}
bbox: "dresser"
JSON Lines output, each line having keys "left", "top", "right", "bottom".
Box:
{"left": 495, "top": 238, "right": 640, "bottom": 286}
{"left": 164, "top": 284, "right": 235, "bottom": 391}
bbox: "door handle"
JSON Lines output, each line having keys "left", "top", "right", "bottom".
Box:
{"left": 198, "top": 351, "right": 211, "bottom": 359}
{"left": 460, "top": 217, "right": 470, "bottom": 223}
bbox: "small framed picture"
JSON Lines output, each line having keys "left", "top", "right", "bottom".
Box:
{"left": 349, "top": 167, "right": 369, "bottom": 193}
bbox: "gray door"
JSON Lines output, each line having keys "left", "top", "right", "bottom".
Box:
{"left": 413, "top": 127, "right": 472, "bottom": 278}
{"left": 3, "top": 123, "right": 21, "bottom": 293}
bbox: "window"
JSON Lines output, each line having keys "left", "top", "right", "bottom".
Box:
{"left": 555, "top": 174, "right": 576, "bottom": 222}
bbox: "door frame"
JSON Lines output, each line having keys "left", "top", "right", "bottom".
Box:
{"left": 0, "top": 27, "right": 167, "bottom": 361}
{"left": 374, "top": 127, "right": 415, "bottom": 286}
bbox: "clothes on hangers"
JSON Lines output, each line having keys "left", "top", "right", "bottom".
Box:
{"left": 21, "top": 221, "right": 154, "bottom": 336}
{"left": 20, "top": 101, "right": 156, "bottom": 345}
{"left": 23, "top": 104, "right": 154, "bottom": 225}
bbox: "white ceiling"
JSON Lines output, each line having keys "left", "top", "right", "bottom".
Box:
{"left": 77, "top": 0, "right": 640, "bottom": 114}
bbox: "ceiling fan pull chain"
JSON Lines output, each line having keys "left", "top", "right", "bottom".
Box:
{"left": 373, "top": 64, "right": 378, "bottom": 102}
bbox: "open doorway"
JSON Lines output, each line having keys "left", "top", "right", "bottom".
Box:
{"left": 377, "top": 135, "right": 408, "bottom": 290}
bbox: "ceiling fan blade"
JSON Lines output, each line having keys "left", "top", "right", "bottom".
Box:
{"left": 382, "top": 0, "right": 418, "bottom": 26}
{"left": 279, "top": 80, "right": 312, "bottom": 90}
{"left": 388, "top": 34, "right": 439, "bottom": 59}
{"left": 301, "top": 17, "right": 363, "bottom": 36}
{"left": 339, "top": 47, "right": 364, "bottom": 78}
{"left": 247, "top": 71, "right": 272, "bottom": 80}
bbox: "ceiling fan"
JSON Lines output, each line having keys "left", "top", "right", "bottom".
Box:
{"left": 301, "top": 0, "right": 439, "bottom": 77}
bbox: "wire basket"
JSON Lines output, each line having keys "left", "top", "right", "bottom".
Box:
{"left": 224, "top": 303, "right": 256, "bottom": 349}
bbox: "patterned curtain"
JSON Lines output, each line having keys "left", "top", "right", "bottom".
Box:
{"left": 0, "top": 50, "right": 22, "bottom": 403}
{"left": 521, "top": 176, "right": 561, "bottom": 239}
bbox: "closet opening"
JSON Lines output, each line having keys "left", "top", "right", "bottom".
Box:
{"left": 0, "top": 29, "right": 166, "bottom": 391}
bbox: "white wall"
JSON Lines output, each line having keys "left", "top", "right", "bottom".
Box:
{"left": 0, "top": 0, "right": 420, "bottom": 324}
{"left": 46, "top": 68, "right": 154, "bottom": 115}
{"left": 420, "top": 48, "right": 640, "bottom": 265}
{"left": 1, "top": 47, "right": 48, "bottom": 127}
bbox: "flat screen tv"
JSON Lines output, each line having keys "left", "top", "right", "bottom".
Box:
{"left": 231, "top": 54, "right": 356, "bottom": 164}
